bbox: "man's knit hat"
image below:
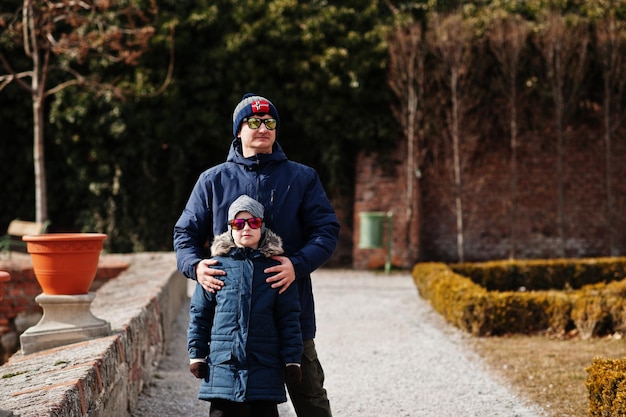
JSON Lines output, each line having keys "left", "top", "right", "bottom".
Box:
{"left": 227, "top": 195, "right": 266, "bottom": 234}
{"left": 232, "top": 93, "right": 280, "bottom": 138}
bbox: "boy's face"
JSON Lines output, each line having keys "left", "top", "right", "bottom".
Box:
{"left": 231, "top": 211, "right": 262, "bottom": 249}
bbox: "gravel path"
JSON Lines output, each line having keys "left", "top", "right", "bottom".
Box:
{"left": 132, "top": 269, "right": 547, "bottom": 417}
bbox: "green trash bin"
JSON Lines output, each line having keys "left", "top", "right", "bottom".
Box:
{"left": 358, "top": 212, "right": 387, "bottom": 249}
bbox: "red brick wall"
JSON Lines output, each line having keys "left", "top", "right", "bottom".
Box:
{"left": 353, "top": 148, "right": 420, "bottom": 270}
{"left": 353, "top": 129, "right": 626, "bottom": 268}
{"left": 0, "top": 258, "right": 42, "bottom": 336}
{"left": 326, "top": 194, "right": 354, "bottom": 268}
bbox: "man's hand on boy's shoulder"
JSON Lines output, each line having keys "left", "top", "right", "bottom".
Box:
{"left": 196, "top": 258, "right": 226, "bottom": 293}
{"left": 265, "top": 256, "right": 296, "bottom": 294}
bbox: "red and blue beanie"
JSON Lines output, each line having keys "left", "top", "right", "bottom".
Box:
{"left": 232, "top": 93, "right": 280, "bottom": 138}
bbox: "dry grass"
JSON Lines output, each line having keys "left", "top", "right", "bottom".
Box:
{"left": 470, "top": 332, "right": 626, "bottom": 416}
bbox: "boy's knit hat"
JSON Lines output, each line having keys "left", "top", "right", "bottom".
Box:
{"left": 227, "top": 195, "right": 266, "bottom": 234}
{"left": 232, "top": 93, "right": 280, "bottom": 138}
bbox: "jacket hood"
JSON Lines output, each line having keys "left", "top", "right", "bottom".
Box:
{"left": 210, "top": 228, "right": 284, "bottom": 258}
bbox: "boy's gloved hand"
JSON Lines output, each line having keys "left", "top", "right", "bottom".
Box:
{"left": 189, "top": 361, "right": 208, "bottom": 379}
{"left": 285, "top": 364, "right": 302, "bottom": 387}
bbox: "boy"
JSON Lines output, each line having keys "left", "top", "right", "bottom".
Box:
{"left": 187, "top": 195, "right": 302, "bottom": 417}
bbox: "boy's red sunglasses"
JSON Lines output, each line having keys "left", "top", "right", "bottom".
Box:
{"left": 229, "top": 217, "right": 263, "bottom": 230}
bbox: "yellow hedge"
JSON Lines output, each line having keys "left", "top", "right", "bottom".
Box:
{"left": 412, "top": 258, "right": 626, "bottom": 337}
{"left": 451, "top": 257, "right": 626, "bottom": 291}
{"left": 412, "top": 259, "right": 626, "bottom": 416}
{"left": 586, "top": 357, "right": 626, "bottom": 417}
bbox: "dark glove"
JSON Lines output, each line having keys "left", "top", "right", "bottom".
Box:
{"left": 189, "top": 361, "right": 208, "bottom": 379}
{"left": 285, "top": 364, "right": 302, "bottom": 387}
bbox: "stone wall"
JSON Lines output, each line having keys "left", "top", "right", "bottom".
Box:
{"left": 0, "top": 254, "right": 129, "bottom": 364}
{"left": 0, "top": 252, "right": 187, "bottom": 417}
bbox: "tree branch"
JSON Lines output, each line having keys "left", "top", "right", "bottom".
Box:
{"left": 0, "top": 52, "right": 34, "bottom": 93}
{"left": 138, "top": 23, "right": 175, "bottom": 98}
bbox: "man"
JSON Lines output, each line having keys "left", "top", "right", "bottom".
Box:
{"left": 174, "top": 93, "right": 339, "bottom": 417}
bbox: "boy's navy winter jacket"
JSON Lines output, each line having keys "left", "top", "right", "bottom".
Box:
{"left": 174, "top": 140, "right": 340, "bottom": 341}
{"left": 187, "top": 230, "right": 302, "bottom": 403}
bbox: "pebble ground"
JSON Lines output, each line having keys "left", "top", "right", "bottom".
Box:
{"left": 132, "top": 269, "right": 547, "bottom": 417}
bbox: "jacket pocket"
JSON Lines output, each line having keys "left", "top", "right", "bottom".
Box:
{"left": 209, "top": 341, "right": 234, "bottom": 365}
{"left": 302, "top": 339, "right": 318, "bottom": 362}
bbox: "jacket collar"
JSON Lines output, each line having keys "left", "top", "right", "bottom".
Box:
{"left": 226, "top": 139, "right": 288, "bottom": 169}
{"left": 210, "top": 228, "right": 284, "bottom": 258}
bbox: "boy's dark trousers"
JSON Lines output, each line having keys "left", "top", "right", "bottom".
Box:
{"left": 287, "top": 339, "right": 332, "bottom": 417}
{"left": 209, "top": 399, "right": 278, "bottom": 417}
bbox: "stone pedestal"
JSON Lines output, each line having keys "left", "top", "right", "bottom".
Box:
{"left": 20, "top": 292, "right": 110, "bottom": 354}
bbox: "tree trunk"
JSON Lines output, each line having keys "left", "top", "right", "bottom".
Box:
{"left": 33, "top": 95, "right": 48, "bottom": 224}
{"left": 604, "top": 84, "right": 615, "bottom": 255}
{"left": 405, "top": 77, "right": 419, "bottom": 264}
{"left": 509, "top": 76, "right": 518, "bottom": 259}
{"left": 451, "top": 68, "right": 464, "bottom": 262}
{"left": 29, "top": 0, "right": 48, "bottom": 224}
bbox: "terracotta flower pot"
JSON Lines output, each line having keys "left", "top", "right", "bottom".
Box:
{"left": 22, "top": 233, "right": 107, "bottom": 295}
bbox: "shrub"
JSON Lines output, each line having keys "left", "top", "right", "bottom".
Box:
{"left": 451, "top": 257, "right": 626, "bottom": 291}
{"left": 586, "top": 357, "right": 626, "bottom": 417}
{"left": 412, "top": 258, "right": 626, "bottom": 416}
{"left": 413, "top": 258, "right": 626, "bottom": 337}
{"left": 571, "top": 294, "right": 607, "bottom": 340}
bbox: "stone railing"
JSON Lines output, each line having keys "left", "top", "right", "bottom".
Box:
{"left": 0, "top": 252, "right": 187, "bottom": 417}
{"left": 0, "top": 253, "right": 130, "bottom": 363}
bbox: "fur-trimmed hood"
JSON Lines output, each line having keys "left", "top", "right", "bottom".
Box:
{"left": 210, "top": 229, "right": 283, "bottom": 258}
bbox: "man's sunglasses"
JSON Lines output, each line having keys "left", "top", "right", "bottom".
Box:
{"left": 229, "top": 217, "right": 264, "bottom": 230}
{"left": 243, "top": 117, "right": 277, "bottom": 130}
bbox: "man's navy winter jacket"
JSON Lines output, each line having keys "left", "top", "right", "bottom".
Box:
{"left": 174, "top": 140, "right": 340, "bottom": 341}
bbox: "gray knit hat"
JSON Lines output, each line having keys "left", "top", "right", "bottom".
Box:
{"left": 232, "top": 93, "right": 280, "bottom": 138}
{"left": 228, "top": 195, "right": 266, "bottom": 234}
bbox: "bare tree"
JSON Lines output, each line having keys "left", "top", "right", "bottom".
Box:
{"left": 533, "top": 12, "right": 589, "bottom": 257}
{"left": 488, "top": 14, "right": 530, "bottom": 259}
{"left": 428, "top": 12, "right": 474, "bottom": 262}
{"left": 0, "top": 0, "right": 170, "bottom": 224}
{"left": 386, "top": 5, "right": 426, "bottom": 263}
{"left": 595, "top": 13, "right": 626, "bottom": 256}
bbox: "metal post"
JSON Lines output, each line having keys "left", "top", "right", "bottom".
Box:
{"left": 385, "top": 211, "right": 393, "bottom": 275}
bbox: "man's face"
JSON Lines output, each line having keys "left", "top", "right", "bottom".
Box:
{"left": 237, "top": 113, "right": 276, "bottom": 157}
